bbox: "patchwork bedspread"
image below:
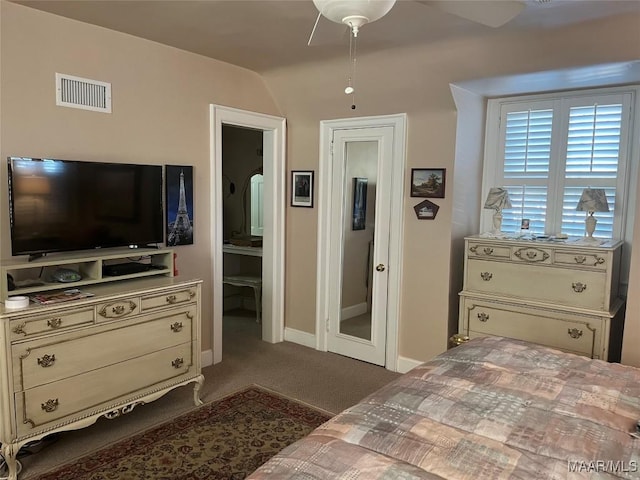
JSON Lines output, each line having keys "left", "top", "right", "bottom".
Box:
{"left": 248, "top": 336, "right": 640, "bottom": 479}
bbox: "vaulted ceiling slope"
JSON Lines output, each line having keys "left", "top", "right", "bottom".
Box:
{"left": 12, "top": 0, "right": 640, "bottom": 73}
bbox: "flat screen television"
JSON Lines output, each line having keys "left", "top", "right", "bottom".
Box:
{"left": 7, "top": 157, "right": 164, "bottom": 257}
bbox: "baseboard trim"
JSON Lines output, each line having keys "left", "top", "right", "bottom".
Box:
{"left": 284, "top": 327, "right": 316, "bottom": 349}
{"left": 201, "top": 349, "right": 214, "bottom": 367}
{"left": 203, "top": 323, "right": 418, "bottom": 373}
{"left": 282, "top": 330, "right": 422, "bottom": 373}
{"left": 341, "top": 302, "right": 368, "bottom": 321}
{"left": 397, "top": 355, "right": 422, "bottom": 374}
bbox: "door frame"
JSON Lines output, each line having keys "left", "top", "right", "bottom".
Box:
{"left": 210, "top": 105, "right": 286, "bottom": 364}
{"left": 316, "top": 113, "right": 407, "bottom": 371}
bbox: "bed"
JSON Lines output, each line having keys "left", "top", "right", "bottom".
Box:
{"left": 249, "top": 336, "right": 640, "bottom": 479}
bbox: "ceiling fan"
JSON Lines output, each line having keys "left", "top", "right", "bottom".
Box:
{"left": 308, "top": 0, "right": 527, "bottom": 108}
{"left": 307, "top": 0, "right": 527, "bottom": 45}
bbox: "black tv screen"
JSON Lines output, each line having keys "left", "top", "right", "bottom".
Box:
{"left": 7, "top": 157, "right": 164, "bottom": 257}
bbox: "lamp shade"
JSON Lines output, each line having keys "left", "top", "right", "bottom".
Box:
{"left": 576, "top": 188, "right": 609, "bottom": 213}
{"left": 313, "top": 0, "right": 396, "bottom": 30}
{"left": 484, "top": 187, "right": 512, "bottom": 211}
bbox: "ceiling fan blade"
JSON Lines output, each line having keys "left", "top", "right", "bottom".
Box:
{"left": 307, "top": 10, "right": 323, "bottom": 46}
{"left": 307, "top": 14, "right": 350, "bottom": 46}
{"left": 416, "top": 0, "right": 526, "bottom": 28}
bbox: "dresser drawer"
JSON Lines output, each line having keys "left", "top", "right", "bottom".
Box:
{"left": 461, "top": 297, "right": 600, "bottom": 358}
{"left": 554, "top": 250, "right": 609, "bottom": 271}
{"left": 9, "top": 308, "right": 95, "bottom": 341}
{"left": 140, "top": 287, "right": 197, "bottom": 311}
{"left": 16, "top": 342, "right": 193, "bottom": 435}
{"left": 14, "top": 306, "right": 195, "bottom": 390}
{"left": 466, "top": 259, "right": 607, "bottom": 310}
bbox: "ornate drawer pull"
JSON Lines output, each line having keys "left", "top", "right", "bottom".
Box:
{"left": 41, "top": 398, "right": 59, "bottom": 413}
{"left": 469, "top": 245, "right": 494, "bottom": 255}
{"left": 480, "top": 272, "right": 493, "bottom": 281}
{"left": 514, "top": 247, "right": 549, "bottom": 262}
{"left": 37, "top": 354, "right": 56, "bottom": 368}
{"left": 99, "top": 301, "right": 136, "bottom": 318}
{"left": 568, "top": 328, "right": 583, "bottom": 339}
{"left": 172, "top": 357, "right": 184, "bottom": 369}
{"left": 574, "top": 255, "right": 605, "bottom": 266}
{"left": 171, "top": 322, "right": 183, "bottom": 332}
{"left": 189, "top": 290, "right": 196, "bottom": 299}
{"left": 12, "top": 323, "right": 27, "bottom": 336}
{"left": 47, "top": 318, "right": 63, "bottom": 329}
{"left": 166, "top": 295, "right": 177, "bottom": 304}
{"left": 572, "top": 282, "right": 587, "bottom": 293}
{"left": 477, "top": 312, "right": 490, "bottom": 322}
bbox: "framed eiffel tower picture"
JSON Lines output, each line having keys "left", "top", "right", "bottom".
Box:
{"left": 166, "top": 165, "right": 194, "bottom": 246}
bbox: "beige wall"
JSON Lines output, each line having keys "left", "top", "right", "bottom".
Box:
{"left": 263, "top": 12, "right": 640, "bottom": 362}
{"left": 0, "top": 1, "right": 281, "bottom": 352}
{"left": 622, "top": 161, "right": 640, "bottom": 365}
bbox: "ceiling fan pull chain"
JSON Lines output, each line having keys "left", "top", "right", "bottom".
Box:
{"left": 345, "top": 26, "right": 357, "bottom": 109}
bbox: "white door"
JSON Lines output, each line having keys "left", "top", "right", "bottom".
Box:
{"left": 326, "top": 127, "right": 394, "bottom": 366}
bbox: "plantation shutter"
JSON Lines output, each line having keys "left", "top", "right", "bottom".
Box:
{"left": 483, "top": 89, "right": 632, "bottom": 240}
{"left": 501, "top": 108, "right": 552, "bottom": 234}
{"left": 561, "top": 103, "right": 622, "bottom": 238}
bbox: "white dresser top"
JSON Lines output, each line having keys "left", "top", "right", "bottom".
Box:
{"left": 466, "top": 234, "right": 622, "bottom": 251}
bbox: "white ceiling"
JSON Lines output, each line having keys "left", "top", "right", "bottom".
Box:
{"left": 12, "top": 0, "right": 640, "bottom": 73}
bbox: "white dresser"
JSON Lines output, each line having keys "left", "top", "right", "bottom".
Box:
{"left": 0, "top": 276, "right": 203, "bottom": 480}
{"left": 458, "top": 235, "right": 624, "bottom": 361}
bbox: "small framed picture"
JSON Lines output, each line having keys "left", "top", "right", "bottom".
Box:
{"left": 414, "top": 199, "right": 440, "bottom": 220}
{"left": 410, "top": 168, "right": 446, "bottom": 198}
{"left": 521, "top": 218, "right": 530, "bottom": 230}
{"left": 291, "top": 170, "right": 314, "bottom": 208}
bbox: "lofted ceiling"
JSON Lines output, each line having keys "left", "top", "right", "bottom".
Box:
{"left": 11, "top": 0, "right": 640, "bottom": 73}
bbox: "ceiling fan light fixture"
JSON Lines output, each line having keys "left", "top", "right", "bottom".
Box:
{"left": 342, "top": 15, "right": 368, "bottom": 36}
{"left": 312, "top": 0, "right": 397, "bottom": 33}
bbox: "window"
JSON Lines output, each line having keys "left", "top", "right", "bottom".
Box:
{"left": 482, "top": 88, "right": 635, "bottom": 239}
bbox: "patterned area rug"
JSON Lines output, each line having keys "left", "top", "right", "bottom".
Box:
{"left": 31, "top": 386, "right": 332, "bottom": 480}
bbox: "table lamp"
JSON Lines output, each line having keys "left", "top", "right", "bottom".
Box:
{"left": 576, "top": 188, "right": 609, "bottom": 243}
{"left": 483, "top": 187, "right": 512, "bottom": 235}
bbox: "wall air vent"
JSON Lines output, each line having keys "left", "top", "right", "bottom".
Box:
{"left": 55, "top": 73, "right": 112, "bottom": 113}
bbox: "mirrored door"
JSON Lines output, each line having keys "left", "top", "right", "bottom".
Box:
{"left": 327, "top": 127, "right": 394, "bottom": 366}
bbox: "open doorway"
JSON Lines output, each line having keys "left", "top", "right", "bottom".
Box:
{"left": 210, "top": 105, "right": 286, "bottom": 365}
{"left": 221, "top": 125, "right": 264, "bottom": 339}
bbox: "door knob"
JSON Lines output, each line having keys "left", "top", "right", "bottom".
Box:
{"left": 376, "top": 264, "right": 385, "bottom": 272}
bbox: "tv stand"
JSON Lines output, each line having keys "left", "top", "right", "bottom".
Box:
{"left": 0, "top": 248, "right": 174, "bottom": 301}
